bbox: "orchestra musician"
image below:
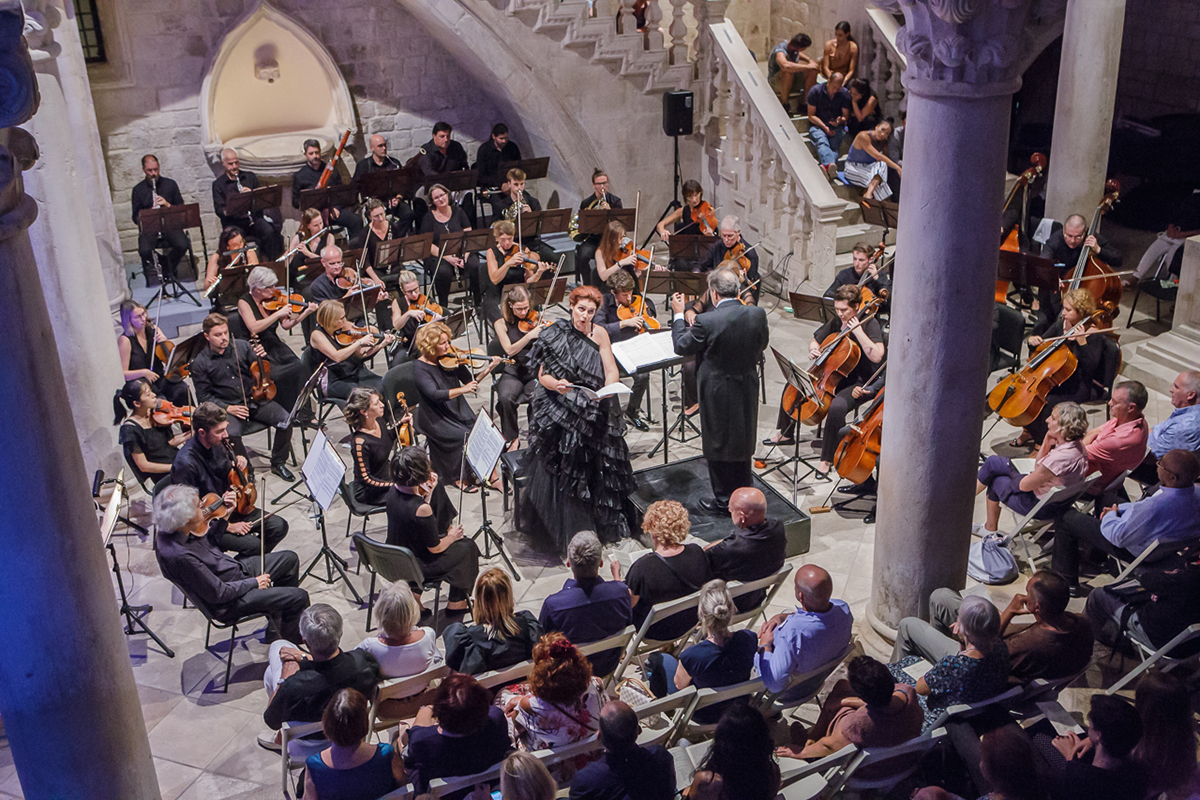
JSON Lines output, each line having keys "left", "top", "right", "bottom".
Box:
{"left": 237, "top": 266, "right": 316, "bottom": 410}
{"left": 211, "top": 147, "right": 283, "bottom": 261}
{"left": 475, "top": 123, "right": 522, "bottom": 211}
{"left": 484, "top": 220, "right": 550, "bottom": 324}
{"left": 117, "top": 299, "right": 190, "bottom": 406}
{"left": 418, "top": 183, "right": 481, "bottom": 309}
{"left": 825, "top": 242, "right": 890, "bottom": 301}
{"left": 763, "top": 285, "right": 884, "bottom": 481}
{"left": 131, "top": 155, "right": 188, "bottom": 289}
{"left": 188, "top": 313, "right": 298, "bottom": 481}
{"left": 170, "top": 402, "right": 290, "bottom": 556}
{"left": 493, "top": 285, "right": 543, "bottom": 449}
{"left": 494, "top": 168, "right": 555, "bottom": 263}
{"left": 594, "top": 270, "right": 656, "bottom": 432}
{"left": 415, "top": 121, "right": 470, "bottom": 178}
{"left": 1035, "top": 214, "right": 1123, "bottom": 334}
{"left": 412, "top": 322, "right": 503, "bottom": 491}
{"left": 390, "top": 271, "right": 436, "bottom": 360}
{"left": 574, "top": 169, "right": 623, "bottom": 287}
{"left": 306, "top": 245, "right": 383, "bottom": 335}
{"left": 291, "top": 138, "right": 363, "bottom": 239}
{"left": 351, "top": 198, "right": 409, "bottom": 308}
{"left": 345, "top": 387, "right": 411, "bottom": 506}
{"left": 697, "top": 216, "right": 760, "bottom": 303}
{"left": 353, "top": 134, "right": 419, "bottom": 226}
{"left": 286, "top": 208, "right": 336, "bottom": 288}
{"left": 114, "top": 378, "right": 190, "bottom": 486}
{"left": 205, "top": 227, "right": 260, "bottom": 307}
{"left": 655, "top": 180, "right": 717, "bottom": 272}
{"left": 310, "top": 299, "right": 394, "bottom": 399}
{"left": 670, "top": 268, "right": 770, "bottom": 514}
{"left": 594, "top": 220, "right": 644, "bottom": 289}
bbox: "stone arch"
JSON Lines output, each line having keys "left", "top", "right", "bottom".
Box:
{"left": 198, "top": 1, "right": 355, "bottom": 174}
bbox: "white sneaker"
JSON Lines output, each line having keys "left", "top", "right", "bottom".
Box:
{"left": 257, "top": 730, "right": 282, "bottom": 752}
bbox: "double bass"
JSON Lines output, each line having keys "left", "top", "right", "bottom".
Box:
{"left": 781, "top": 298, "right": 883, "bottom": 426}
{"left": 1060, "top": 180, "right": 1122, "bottom": 326}
{"left": 997, "top": 153, "right": 1047, "bottom": 304}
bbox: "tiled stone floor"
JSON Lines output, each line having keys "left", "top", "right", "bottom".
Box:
{"left": 0, "top": 250, "right": 1183, "bottom": 798}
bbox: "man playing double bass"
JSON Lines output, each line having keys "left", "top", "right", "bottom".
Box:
{"left": 670, "top": 267, "right": 770, "bottom": 515}
{"left": 1035, "top": 214, "right": 1123, "bottom": 334}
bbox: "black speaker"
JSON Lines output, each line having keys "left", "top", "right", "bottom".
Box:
{"left": 663, "top": 91, "right": 694, "bottom": 137}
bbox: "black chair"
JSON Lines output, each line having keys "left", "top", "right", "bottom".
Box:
{"left": 154, "top": 543, "right": 266, "bottom": 692}
{"left": 339, "top": 478, "right": 387, "bottom": 540}
{"left": 382, "top": 360, "right": 420, "bottom": 443}
{"left": 1090, "top": 335, "right": 1123, "bottom": 403}
{"left": 351, "top": 533, "right": 446, "bottom": 632}
{"left": 486, "top": 336, "right": 507, "bottom": 423}
{"left": 499, "top": 447, "right": 530, "bottom": 515}
{"left": 1126, "top": 246, "right": 1181, "bottom": 328}
{"left": 991, "top": 302, "right": 1026, "bottom": 372}
{"left": 299, "top": 347, "right": 346, "bottom": 429}
{"left": 121, "top": 440, "right": 158, "bottom": 495}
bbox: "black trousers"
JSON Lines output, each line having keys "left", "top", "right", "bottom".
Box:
{"left": 575, "top": 240, "right": 598, "bottom": 287}
{"left": 496, "top": 373, "right": 536, "bottom": 442}
{"left": 214, "top": 510, "right": 290, "bottom": 557}
{"left": 681, "top": 358, "right": 698, "bottom": 409}
{"left": 777, "top": 383, "right": 865, "bottom": 463}
{"left": 625, "top": 373, "right": 649, "bottom": 418}
{"left": 228, "top": 215, "right": 284, "bottom": 261}
{"left": 154, "top": 376, "right": 191, "bottom": 407}
{"left": 327, "top": 365, "right": 384, "bottom": 401}
{"left": 427, "top": 253, "right": 482, "bottom": 308}
{"left": 1051, "top": 508, "right": 1133, "bottom": 584}
{"left": 707, "top": 459, "right": 752, "bottom": 505}
{"left": 220, "top": 551, "right": 309, "bottom": 642}
{"left": 138, "top": 228, "right": 189, "bottom": 282}
{"left": 227, "top": 400, "right": 293, "bottom": 467}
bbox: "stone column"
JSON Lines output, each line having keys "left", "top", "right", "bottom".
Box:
{"left": 0, "top": 7, "right": 160, "bottom": 799}
{"left": 18, "top": 1, "right": 124, "bottom": 476}
{"left": 867, "top": 0, "right": 1055, "bottom": 633}
{"left": 1044, "top": 0, "right": 1126, "bottom": 223}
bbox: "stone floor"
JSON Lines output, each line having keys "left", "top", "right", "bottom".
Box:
{"left": 0, "top": 232, "right": 1184, "bottom": 798}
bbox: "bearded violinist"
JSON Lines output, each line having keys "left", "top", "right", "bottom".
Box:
{"left": 595, "top": 270, "right": 655, "bottom": 432}
{"left": 697, "top": 216, "right": 760, "bottom": 303}
{"left": 493, "top": 285, "right": 543, "bottom": 448}
{"left": 574, "top": 169, "right": 623, "bottom": 287}
{"left": 484, "top": 219, "right": 550, "bottom": 324}
{"left": 170, "top": 402, "right": 289, "bottom": 556}
{"left": 188, "top": 313, "right": 297, "bottom": 481}
{"left": 762, "top": 285, "right": 884, "bottom": 480}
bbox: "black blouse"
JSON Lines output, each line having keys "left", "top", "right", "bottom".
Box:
{"left": 239, "top": 293, "right": 294, "bottom": 364}
{"left": 119, "top": 419, "right": 178, "bottom": 477}
{"left": 385, "top": 486, "right": 455, "bottom": 555}
{"left": 488, "top": 246, "right": 527, "bottom": 296}
{"left": 351, "top": 427, "right": 394, "bottom": 505}
{"left": 124, "top": 332, "right": 164, "bottom": 378}
{"left": 418, "top": 207, "right": 470, "bottom": 247}
{"left": 499, "top": 319, "right": 537, "bottom": 384}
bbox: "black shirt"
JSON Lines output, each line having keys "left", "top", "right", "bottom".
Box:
{"left": 190, "top": 341, "right": 253, "bottom": 408}
{"left": 212, "top": 170, "right": 267, "bottom": 228}
{"left": 170, "top": 437, "right": 232, "bottom": 498}
{"left": 812, "top": 315, "right": 884, "bottom": 387}
{"left": 291, "top": 161, "right": 346, "bottom": 209}
{"left": 415, "top": 138, "right": 469, "bottom": 178}
{"left": 697, "top": 236, "right": 760, "bottom": 301}
{"left": 475, "top": 139, "right": 522, "bottom": 188}
{"left": 1137, "top": 564, "right": 1200, "bottom": 652}
{"left": 263, "top": 649, "right": 382, "bottom": 729}
{"left": 568, "top": 745, "right": 675, "bottom": 800}
{"left": 155, "top": 529, "right": 257, "bottom": 608}
{"left": 826, "top": 264, "right": 890, "bottom": 299}
{"left": 491, "top": 190, "right": 542, "bottom": 218}
{"left": 351, "top": 427, "right": 394, "bottom": 504}
{"left": 595, "top": 293, "right": 658, "bottom": 344}
{"left": 131, "top": 176, "right": 184, "bottom": 226}
{"left": 353, "top": 153, "right": 404, "bottom": 185}
{"left": 625, "top": 545, "right": 713, "bottom": 641}
{"left": 706, "top": 519, "right": 787, "bottom": 612}
{"left": 119, "top": 420, "right": 179, "bottom": 473}
{"left": 1041, "top": 228, "right": 1124, "bottom": 270}
{"left": 417, "top": 206, "right": 471, "bottom": 246}
{"left": 442, "top": 611, "right": 543, "bottom": 675}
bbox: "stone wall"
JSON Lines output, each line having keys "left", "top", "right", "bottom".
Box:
{"left": 1115, "top": 0, "right": 1200, "bottom": 119}
{"left": 90, "top": 0, "right": 520, "bottom": 268}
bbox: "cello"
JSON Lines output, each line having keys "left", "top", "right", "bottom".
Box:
{"left": 1060, "top": 180, "right": 1122, "bottom": 326}
{"left": 833, "top": 386, "right": 884, "bottom": 485}
{"left": 997, "top": 153, "right": 1047, "bottom": 303}
{"left": 781, "top": 298, "right": 883, "bottom": 426}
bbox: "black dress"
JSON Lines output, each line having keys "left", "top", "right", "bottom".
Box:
{"left": 418, "top": 207, "right": 480, "bottom": 308}
{"left": 412, "top": 359, "right": 476, "bottom": 482}
{"left": 495, "top": 319, "right": 539, "bottom": 443}
{"left": 385, "top": 486, "right": 479, "bottom": 603}
{"left": 239, "top": 293, "right": 309, "bottom": 411}
{"left": 483, "top": 246, "right": 527, "bottom": 324}
{"left": 316, "top": 335, "right": 383, "bottom": 401}
{"left": 124, "top": 332, "right": 190, "bottom": 406}
{"left": 520, "top": 320, "right": 636, "bottom": 552}
{"left": 118, "top": 419, "right": 178, "bottom": 485}
{"left": 351, "top": 426, "right": 395, "bottom": 506}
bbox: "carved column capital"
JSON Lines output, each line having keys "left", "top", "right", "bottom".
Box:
{"left": 21, "top": 0, "right": 62, "bottom": 63}
{"left": 871, "top": 0, "right": 1065, "bottom": 97}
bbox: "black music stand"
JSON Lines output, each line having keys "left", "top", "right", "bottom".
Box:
{"left": 204, "top": 259, "right": 253, "bottom": 308}
{"left": 298, "top": 427, "right": 364, "bottom": 604}
{"left": 577, "top": 207, "right": 636, "bottom": 239}
{"left": 498, "top": 157, "right": 550, "bottom": 182}
{"left": 789, "top": 291, "right": 834, "bottom": 323}
{"left": 423, "top": 169, "right": 479, "bottom": 197}
{"left": 516, "top": 208, "right": 571, "bottom": 242}
{"left": 376, "top": 233, "right": 434, "bottom": 273}
{"left": 527, "top": 276, "right": 569, "bottom": 309}
{"left": 645, "top": 270, "right": 708, "bottom": 297}
{"left": 997, "top": 248, "right": 1058, "bottom": 294}
{"left": 225, "top": 184, "right": 283, "bottom": 220}
{"left": 758, "top": 347, "right": 823, "bottom": 505}
{"left": 359, "top": 167, "right": 420, "bottom": 202}
{"left": 139, "top": 204, "right": 204, "bottom": 305}
{"left": 298, "top": 184, "right": 359, "bottom": 227}
{"left": 860, "top": 198, "right": 900, "bottom": 240}
{"left": 668, "top": 234, "right": 717, "bottom": 269}
{"left": 463, "top": 412, "right": 521, "bottom": 580}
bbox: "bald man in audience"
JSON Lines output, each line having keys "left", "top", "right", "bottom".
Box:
{"left": 705, "top": 487, "right": 787, "bottom": 612}
{"left": 569, "top": 701, "right": 674, "bottom": 800}
{"left": 756, "top": 564, "right": 853, "bottom": 701}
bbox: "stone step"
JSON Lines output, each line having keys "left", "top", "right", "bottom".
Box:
{"left": 838, "top": 200, "right": 862, "bottom": 227}
{"left": 836, "top": 222, "right": 885, "bottom": 253}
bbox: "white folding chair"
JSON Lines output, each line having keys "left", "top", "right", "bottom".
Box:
{"left": 991, "top": 471, "right": 1102, "bottom": 574}
{"left": 928, "top": 685, "right": 1023, "bottom": 729}
{"left": 779, "top": 743, "right": 863, "bottom": 800}
{"left": 1106, "top": 622, "right": 1200, "bottom": 695}
{"left": 576, "top": 625, "right": 637, "bottom": 691}
{"left": 1111, "top": 538, "right": 1162, "bottom": 583}
{"left": 727, "top": 564, "right": 794, "bottom": 631}
{"left": 1075, "top": 469, "right": 1129, "bottom": 515}
{"left": 674, "top": 677, "right": 768, "bottom": 744}
{"left": 842, "top": 727, "right": 948, "bottom": 793}
{"left": 281, "top": 719, "right": 326, "bottom": 799}
{"left": 611, "top": 588, "right": 705, "bottom": 684}
{"left": 634, "top": 685, "right": 699, "bottom": 748}
{"left": 428, "top": 736, "right": 605, "bottom": 796}
{"left": 759, "top": 639, "right": 857, "bottom": 714}
{"left": 476, "top": 657, "right": 537, "bottom": 692}
{"left": 369, "top": 664, "right": 452, "bottom": 734}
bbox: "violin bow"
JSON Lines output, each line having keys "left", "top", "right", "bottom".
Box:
{"left": 538, "top": 255, "right": 567, "bottom": 320}
{"left": 148, "top": 283, "right": 167, "bottom": 376}
{"left": 259, "top": 477, "right": 267, "bottom": 577}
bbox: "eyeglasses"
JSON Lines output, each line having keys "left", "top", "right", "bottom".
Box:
{"left": 1157, "top": 459, "right": 1178, "bottom": 481}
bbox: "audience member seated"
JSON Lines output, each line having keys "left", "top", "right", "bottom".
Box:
{"left": 153, "top": 484, "right": 309, "bottom": 644}
{"left": 261, "top": 604, "right": 382, "bottom": 752}
{"left": 568, "top": 700, "right": 674, "bottom": 800}
{"left": 915, "top": 726, "right": 1045, "bottom": 800}
{"left": 386, "top": 446, "right": 478, "bottom": 615}
{"left": 776, "top": 655, "right": 922, "bottom": 762}
{"left": 1053, "top": 449, "right": 1200, "bottom": 592}
{"left": 890, "top": 595, "right": 1009, "bottom": 729}
{"left": 645, "top": 580, "right": 756, "bottom": 724}
{"left": 1081, "top": 380, "right": 1150, "bottom": 494}
{"left": 683, "top": 705, "right": 781, "bottom": 800}
{"left": 1033, "top": 693, "right": 1146, "bottom": 800}
{"left": 355, "top": 581, "right": 443, "bottom": 679}
{"left": 805, "top": 72, "right": 851, "bottom": 171}
{"left": 996, "top": 571, "right": 1093, "bottom": 683}
{"left": 975, "top": 402, "right": 1091, "bottom": 533}
{"left": 767, "top": 33, "right": 819, "bottom": 111}
{"left": 302, "top": 688, "right": 404, "bottom": 800}
{"left": 619, "top": 500, "right": 712, "bottom": 642}
{"left": 403, "top": 672, "right": 514, "bottom": 795}
{"left": 497, "top": 633, "right": 608, "bottom": 777}
{"left": 500, "top": 752, "right": 558, "bottom": 800}
{"left": 444, "top": 568, "right": 542, "bottom": 675}
{"left": 843, "top": 121, "right": 900, "bottom": 201}
{"left": 539, "top": 531, "right": 633, "bottom": 678}
{"left": 1133, "top": 672, "right": 1200, "bottom": 799}
{"left": 755, "top": 564, "right": 853, "bottom": 702}
{"left": 704, "top": 488, "right": 787, "bottom": 612}
{"left": 115, "top": 378, "right": 188, "bottom": 486}
{"left": 1130, "top": 370, "right": 1200, "bottom": 485}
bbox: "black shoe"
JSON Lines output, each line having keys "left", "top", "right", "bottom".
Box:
{"left": 763, "top": 436, "right": 795, "bottom": 447}
{"left": 626, "top": 415, "right": 650, "bottom": 432}
{"left": 838, "top": 477, "right": 877, "bottom": 495}
{"left": 698, "top": 497, "right": 729, "bottom": 515}
{"left": 1068, "top": 583, "right": 1089, "bottom": 598}
{"left": 271, "top": 464, "right": 295, "bottom": 481}
{"left": 863, "top": 509, "right": 876, "bottom": 524}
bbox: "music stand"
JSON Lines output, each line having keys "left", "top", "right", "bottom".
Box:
{"left": 497, "top": 157, "right": 549, "bottom": 182}
{"left": 225, "top": 184, "right": 283, "bottom": 219}
{"left": 860, "top": 198, "right": 900, "bottom": 240}
{"left": 101, "top": 472, "right": 174, "bottom": 657}
{"left": 464, "top": 412, "right": 521, "bottom": 579}
{"left": 997, "top": 248, "right": 1059, "bottom": 293}
{"left": 139, "top": 204, "right": 203, "bottom": 305}
{"left": 668, "top": 234, "right": 717, "bottom": 268}
{"left": 408, "top": 307, "right": 472, "bottom": 357}
{"left": 645, "top": 270, "right": 708, "bottom": 297}
{"left": 298, "top": 184, "right": 360, "bottom": 227}
{"left": 272, "top": 364, "right": 329, "bottom": 504}
{"left": 577, "top": 208, "right": 636, "bottom": 238}
{"left": 516, "top": 208, "right": 571, "bottom": 242}
{"left": 789, "top": 291, "right": 833, "bottom": 323}
{"left": 298, "top": 429, "right": 364, "bottom": 603}
{"left": 204, "top": 261, "right": 253, "bottom": 307}
{"left": 376, "top": 233, "right": 434, "bottom": 273}
{"left": 359, "top": 167, "right": 420, "bottom": 202}
{"left": 610, "top": 332, "right": 689, "bottom": 464}
{"left": 422, "top": 169, "right": 479, "bottom": 197}
{"left": 759, "top": 347, "right": 823, "bottom": 505}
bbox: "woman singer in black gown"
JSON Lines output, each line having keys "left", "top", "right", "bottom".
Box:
{"left": 412, "top": 322, "right": 502, "bottom": 492}
{"left": 520, "top": 285, "right": 636, "bottom": 553}
{"left": 385, "top": 446, "right": 479, "bottom": 615}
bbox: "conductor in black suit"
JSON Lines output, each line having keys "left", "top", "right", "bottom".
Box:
{"left": 671, "top": 267, "right": 770, "bottom": 514}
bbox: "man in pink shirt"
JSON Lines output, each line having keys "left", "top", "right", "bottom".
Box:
{"left": 1082, "top": 381, "right": 1150, "bottom": 495}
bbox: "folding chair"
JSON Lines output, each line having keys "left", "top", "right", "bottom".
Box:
{"left": 928, "top": 685, "right": 1023, "bottom": 729}
{"left": 1075, "top": 469, "right": 1129, "bottom": 516}
{"left": 778, "top": 743, "right": 863, "bottom": 800}
{"left": 352, "top": 534, "right": 448, "bottom": 632}
{"left": 841, "top": 727, "right": 949, "bottom": 794}
{"left": 280, "top": 719, "right": 327, "bottom": 799}
{"left": 576, "top": 625, "right": 637, "bottom": 691}
{"left": 1106, "top": 622, "right": 1200, "bottom": 695}
{"left": 634, "top": 686, "right": 698, "bottom": 748}
{"left": 611, "top": 588, "right": 705, "bottom": 684}
{"left": 476, "top": 657, "right": 537, "bottom": 692}
{"left": 1111, "top": 538, "right": 1162, "bottom": 583}
{"left": 759, "top": 639, "right": 856, "bottom": 714}
{"left": 370, "top": 664, "right": 452, "bottom": 734}
{"left": 674, "top": 677, "right": 768, "bottom": 744}
{"left": 339, "top": 478, "right": 387, "bottom": 539}
{"left": 1007, "top": 667, "right": 1089, "bottom": 721}
{"left": 727, "top": 564, "right": 794, "bottom": 631}
{"left": 982, "top": 471, "right": 1102, "bottom": 574}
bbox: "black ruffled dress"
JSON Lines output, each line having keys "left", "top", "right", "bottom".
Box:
{"left": 519, "top": 320, "right": 636, "bottom": 553}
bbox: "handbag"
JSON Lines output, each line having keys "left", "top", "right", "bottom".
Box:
{"left": 967, "top": 533, "right": 1018, "bottom": 585}
{"left": 615, "top": 675, "right": 661, "bottom": 726}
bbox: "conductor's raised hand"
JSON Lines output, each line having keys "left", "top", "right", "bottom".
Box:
{"left": 670, "top": 292, "right": 686, "bottom": 314}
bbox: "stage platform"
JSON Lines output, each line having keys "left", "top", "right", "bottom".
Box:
{"left": 630, "top": 455, "right": 811, "bottom": 557}
{"left": 130, "top": 282, "right": 210, "bottom": 338}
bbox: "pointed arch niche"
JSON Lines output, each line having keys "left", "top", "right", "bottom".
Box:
{"left": 199, "top": 2, "right": 355, "bottom": 174}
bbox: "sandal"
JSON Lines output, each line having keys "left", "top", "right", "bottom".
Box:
{"left": 457, "top": 481, "right": 479, "bottom": 494}
{"left": 1008, "top": 435, "right": 1034, "bottom": 449}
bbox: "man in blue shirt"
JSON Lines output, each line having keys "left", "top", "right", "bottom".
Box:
{"left": 756, "top": 564, "right": 853, "bottom": 701}
{"left": 806, "top": 73, "right": 852, "bottom": 170}
{"left": 1131, "top": 370, "right": 1200, "bottom": 485}
{"left": 539, "top": 531, "right": 633, "bottom": 677}
{"left": 767, "top": 33, "right": 819, "bottom": 112}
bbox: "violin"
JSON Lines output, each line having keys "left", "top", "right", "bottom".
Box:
{"left": 200, "top": 492, "right": 231, "bottom": 524}
{"left": 997, "top": 153, "right": 1047, "bottom": 304}
{"left": 411, "top": 294, "right": 444, "bottom": 322}
{"left": 262, "top": 288, "right": 306, "bottom": 314}
{"left": 335, "top": 268, "right": 360, "bottom": 290}
{"left": 516, "top": 308, "right": 546, "bottom": 333}
{"left": 333, "top": 323, "right": 385, "bottom": 347}
{"left": 152, "top": 400, "right": 193, "bottom": 427}
{"left": 986, "top": 310, "right": 1105, "bottom": 427}
{"left": 833, "top": 388, "right": 884, "bottom": 485}
{"left": 695, "top": 200, "right": 719, "bottom": 237}
{"left": 248, "top": 336, "right": 277, "bottom": 402}
{"left": 616, "top": 294, "right": 661, "bottom": 332}
{"left": 780, "top": 299, "right": 883, "bottom": 426}
{"left": 147, "top": 322, "right": 189, "bottom": 380}
{"left": 387, "top": 391, "right": 415, "bottom": 448}
{"left": 224, "top": 441, "right": 257, "bottom": 516}
{"left": 438, "top": 346, "right": 513, "bottom": 371}
{"left": 505, "top": 244, "right": 544, "bottom": 279}
{"left": 618, "top": 238, "right": 654, "bottom": 272}
{"left": 726, "top": 241, "right": 755, "bottom": 281}
{"left": 1061, "top": 179, "right": 1122, "bottom": 326}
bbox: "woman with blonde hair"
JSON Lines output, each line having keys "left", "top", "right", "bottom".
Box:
{"left": 618, "top": 500, "right": 712, "bottom": 641}
{"left": 484, "top": 219, "right": 547, "bottom": 324}
{"left": 443, "top": 568, "right": 542, "bottom": 675}
{"left": 310, "top": 299, "right": 392, "bottom": 399}
{"left": 498, "top": 751, "right": 557, "bottom": 800}
{"left": 412, "top": 321, "right": 502, "bottom": 491}
{"left": 287, "top": 207, "right": 335, "bottom": 285}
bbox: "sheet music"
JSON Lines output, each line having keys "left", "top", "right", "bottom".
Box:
{"left": 466, "top": 411, "right": 506, "bottom": 485}
{"left": 610, "top": 331, "right": 679, "bottom": 374}
{"left": 1037, "top": 701, "right": 1086, "bottom": 736}
{"left": 902, "top": 660, "right": 935, "bottom": 681}
{"left": 100, "top": 470, "right": 125, "bottom": 546}
{"left": 567, "top": 383, "right": 633, "bottom": 401}
{"left": 302, "top": 431, "right": 346, "bottom": 511}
